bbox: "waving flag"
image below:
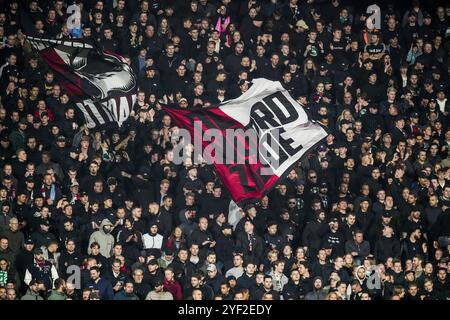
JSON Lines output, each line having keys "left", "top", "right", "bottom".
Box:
{"left": 27, "top": 36, "right": 136, "bottom": 129}
{"left": 163, "top": 78, "right": 328, "bottom": 204}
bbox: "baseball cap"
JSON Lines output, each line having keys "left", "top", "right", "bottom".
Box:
{"left": 436, "top": 86, "right": 445, "bottom": 94}
{"left": 164, "top": 248, "right": 174, "bottom": 256}
{"left": 317, "top": 145, "right": 327, "bottom": 152}
{"left": 40, "top": 220, "right": 50, "bottom": 227}
{"left": 56, "top": 135, "right": 66, "bottom": 142}
{"left": 25, "top": 176, "right": 35, "bottom": 183}
{"left": 207, "top": 264, "right": 217, "bottom": 272}
{"left": 382, "top": 211, "right": 392, "bottom": 218}
{"left": 227, "top": 275, "right": 237, "bottom": 282}
{"left": 70, "top": 181, "right": 79, "bottom": 188}
{"left": 221, "top": 223, "right": 233, "bottom": 231}
{"left": 25, "top": 238, "right": 34, "bottom": 245}
{"left": 147, "top": 259, "right": 159, "bottom": 266}
{"left": 296, "top": 20, "right": 309, "bottom": 29}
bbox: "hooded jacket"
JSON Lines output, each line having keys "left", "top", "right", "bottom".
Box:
{"left": 88, "top": 219, "right": 115, "bottom": 258}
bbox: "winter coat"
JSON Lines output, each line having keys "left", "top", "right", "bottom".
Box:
{"left": 21, "top": 289, "right": 44, "bottom": 300}
{"left": 0, "top": 229, "right": 24, "bottom": 256}
{"left": 88, "top": 219, "right": 115, "bottom": 258}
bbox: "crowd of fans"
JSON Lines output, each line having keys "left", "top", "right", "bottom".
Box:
{"left": 0, "top": 0, "right": 449, "bottom": 301}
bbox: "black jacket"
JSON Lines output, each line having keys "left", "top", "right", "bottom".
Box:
{"left": 236, "top": 232, "right": 264, "bottom": 266}
{"left": 374, "top": 236, "right": 401, "bottom": 262}
{"left": 215, "top": 233, "right": 236, "bottom": 267}
{"left": 302, "top": 220, "right": 328, "bottom": 253}
{"left": 58, "top": 250, "right": 84, "bottom": 275}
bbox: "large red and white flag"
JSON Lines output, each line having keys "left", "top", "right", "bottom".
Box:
{"left": 163, "top": 78, "right": 327, "bottom": 204}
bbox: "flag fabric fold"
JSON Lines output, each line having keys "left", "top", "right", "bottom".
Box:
{"left": 27, "top": 36, "right": 136, "bottom": 129}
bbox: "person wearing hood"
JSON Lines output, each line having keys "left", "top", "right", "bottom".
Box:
{"left": 142, "top": 223, "right": 164, "bottom": 253}
{"left": 179, "top": 207, "right": 197, "bottom": 237}
{"left": 88, "top": 219, "right": 115, "bottom": 258}
{"left": 305, "top": 276, "right": 327, "bottom": 300}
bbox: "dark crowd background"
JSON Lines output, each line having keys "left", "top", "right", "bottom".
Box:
{"left": 0, "top": 0, "right": 449, "bottom": 301}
